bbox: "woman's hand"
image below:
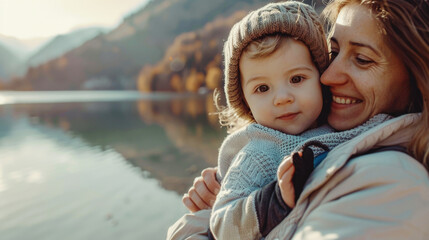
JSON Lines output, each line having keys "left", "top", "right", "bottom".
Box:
{"left": 182, "top": 167, "right": 221, "bottom": 212}
{"left": 277, "top": 156, "right": 296, "bottom": 208}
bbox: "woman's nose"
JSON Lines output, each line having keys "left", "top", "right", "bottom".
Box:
{"left": 321, "top": 57, "right": 347, "bottom": 86}
{"left": 274, "top": 90, "right": 294, "bottom": 106}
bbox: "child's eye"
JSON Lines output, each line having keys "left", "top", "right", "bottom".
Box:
{"left": 290, "top": 76, "right": 303, "bottom": 84}
{"left": 256, "top": 85, "right": 269, "bottom": 93}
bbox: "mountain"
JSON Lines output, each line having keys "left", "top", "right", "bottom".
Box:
{"left": 26, "top": 27, "right": 108, "bottom": 69}
{"left": 4, "top": 0, "right": 324, "bottom": 91}
{"left": 0, "top": 42, "right": 23, "bottom": 82}
{"left": 0, "top": 34, "right": 36, "bottom": 60}
{"left": 0, "top": 28, "right": 106, "bottom": 81}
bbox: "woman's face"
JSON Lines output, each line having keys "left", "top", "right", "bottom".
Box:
{"left": 321, "top": 3, "right": 411, "bottom": 130}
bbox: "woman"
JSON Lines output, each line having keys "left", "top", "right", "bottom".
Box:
{"left": 168, "top": 0, "right": 429, "bottom": 239}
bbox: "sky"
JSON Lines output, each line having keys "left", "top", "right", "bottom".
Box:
{"left": 0, "top": 0, "right": 148, "bottom": 40}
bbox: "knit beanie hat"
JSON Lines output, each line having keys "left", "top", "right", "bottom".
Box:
{"left": 223, "top": 1, "right": 329, "bottom": 121}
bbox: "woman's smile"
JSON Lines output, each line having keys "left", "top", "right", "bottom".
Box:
{"left": 332, "top": 95, "right": 361, "bottom": 105}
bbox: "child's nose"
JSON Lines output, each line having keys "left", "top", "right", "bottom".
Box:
{"left": 274, "top": 90, "right": 294, "bottom": 106}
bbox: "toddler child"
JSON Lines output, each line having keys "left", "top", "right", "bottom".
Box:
{"left": 209, "top": 1, "right": 332, "bottom": 239}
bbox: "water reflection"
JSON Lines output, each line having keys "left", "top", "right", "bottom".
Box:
{"left": 135, "top": 95, "right": 225, "bottom": 192}
{"left": 0, "top": 117, "right": 189, "bottom": 239}
{"left": 0, "top": 92, "right": 226, "bottom": 239}
{"left": 0, "top": 93, "right": 226, "bottom": 194}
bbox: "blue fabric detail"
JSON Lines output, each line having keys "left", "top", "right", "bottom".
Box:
{"left": 314, "top": 151, "right": 329, "bottom": 168}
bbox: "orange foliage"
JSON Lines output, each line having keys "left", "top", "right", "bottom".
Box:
{"left": 137, "top": 65, "right": 154, "bottom": 92}
{"left": 205, "top": 67, "right": 222, "bottom": 90}
{"left": 171, "top": 74, "right": 184, "bottom": 92}
{"left": 185, "top": 69, "right": 205, "bottom": 92}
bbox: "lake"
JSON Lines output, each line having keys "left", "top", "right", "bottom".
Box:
{"left": 0, "top": 91, "right": 226, "bottom": 240}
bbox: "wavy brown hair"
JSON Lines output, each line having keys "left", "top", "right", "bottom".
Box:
{"left": 322, "top": 0, "right": 429, "bottom": 170}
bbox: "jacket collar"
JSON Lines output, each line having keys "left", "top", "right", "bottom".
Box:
{"left": 299, "top": 113, "right": 420, "bottom": 204}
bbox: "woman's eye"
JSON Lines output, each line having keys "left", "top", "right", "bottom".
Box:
{"left": 256, "top": 85, "right": 269, "bottom": 93}
{"left": 290, "top": 76, "right": 303, "bottom": 84}
{"left": 356, "top": 56, "right": 373, "bottom": 65}
{"left": 329, "top": 50, "right": 338, "bottom": 63}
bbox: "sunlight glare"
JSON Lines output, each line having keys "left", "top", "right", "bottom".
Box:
{"left": 27, "top": 171, "right": 44, "bottom": 183}
{"left": 0, "top": 0, "right": 148, "bottom": 39}
{"left": 295, "top": 226, "right": 339, "bottom": 239}
{"left": 0, "top": 95, "right": 14, "bottom": 105}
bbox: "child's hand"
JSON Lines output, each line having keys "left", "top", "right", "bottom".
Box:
{"left": 277, "top": 156, "right": 296, "bottom": 208}
{"left": 182, "top": 167, "right": 220, "bottom": 212}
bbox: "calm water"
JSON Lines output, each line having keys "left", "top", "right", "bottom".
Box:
{"left": 0, "top": 91, "right": 226, "bottom": 240}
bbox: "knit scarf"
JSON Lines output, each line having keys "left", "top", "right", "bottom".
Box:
{"left": 218, "top": 114, "right": 393, "bottom": 185}
{"left": 296, "top": 113, "right": 393, "bottom": 157}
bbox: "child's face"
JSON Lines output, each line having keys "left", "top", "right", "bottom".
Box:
{"left": 240, "top": 39, "right": 323, "bottom": 135}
